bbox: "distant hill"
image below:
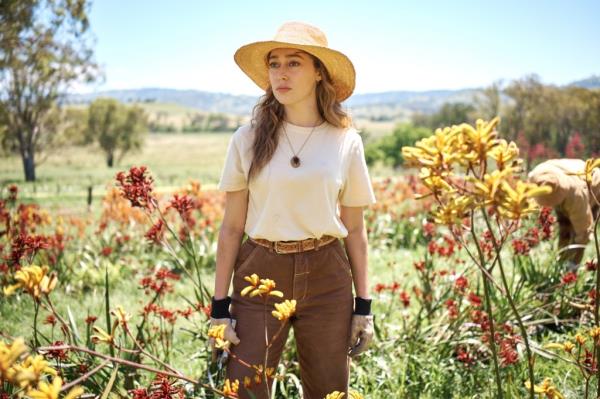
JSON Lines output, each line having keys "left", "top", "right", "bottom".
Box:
{"left": 66, "top": 74, "right": 598, "bottom": 119}
{"left": 66, "top": 87, "right": 480, "bottom": 119}
{"left": 66, "top": 88, "right": 258, "bottom": 116}
{"left": 569, "top": 75, "right": 600, "bottom": 89}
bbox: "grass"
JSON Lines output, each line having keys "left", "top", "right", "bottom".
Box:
{"left": 0, "top": 132, "right": 232, "bottom": 214}
{"left": 0, "top": 128, "right": 399, "bottom": 216}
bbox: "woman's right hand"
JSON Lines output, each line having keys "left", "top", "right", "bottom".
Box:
{"left": 209, "top": 317, "right": 240, "bottom": 363}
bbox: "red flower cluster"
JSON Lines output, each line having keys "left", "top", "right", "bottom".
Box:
{"left": 453, "top": 275, "right": 468, "bottom": 293}
{"left": 8, "top": 184, "right": 18, "bottom": 202}
{"left": 142, "top": 303, "right": 192, "bottom": 325}
{"left": 45, "top": 341, "right": 68, "bottom": 361}
{"left": 8, "top": 233, "right": 49, "bottom": 268}
{"left": 479, "top": 230, "right": 495, "bottom": 259}
{"left": 115, "top": 166, "right": 155, "bottom": 210}
{"left": 538, "top": 206, "right": 555, "bottom": 240}
{"left": 85, "top": 315, "right": 98, "bottom": 325}
{"left": 129, "top": 374, "right": 185, "bottom": 399}
{"left": 445, "top": 299, "right": 459, "bottom": 319}
{"left": 472, "top": 310, "right": 520, "bottom": 367}
{"left": 511, "top": 227, "right": 540, "bottom": 256}
{"left": 423, "top": 221, "right": 436, "bottom": 237}
{"left": 44, "top": 314, "right": 57, "bottom": 326}
{"left": 427, "top": 235, "right": 457, "bottom": 257}
{"left": 584, "top": 349, "right": 598, "bottom": 373}
{"left": 145, "top": 219, "right": 166, "bottom": 245}
{"left": 456, "top": 346, "right": 475, "bottom": 366}
{"left": 399, "top": 291, "right": 411, "bottom": 307}
{"left": 168, "top": 194, "right": 196, "bottom": 225}
{"left": 139, "top": 268, "right": 181, "bottom": 296}
{"left": 498, "top": 335, "right": 519, "bottom": 367}
{"left": 101, "top": 246, "right": 113, "bottom": 257}
{"left": 561, "top": 271, "right": 577, "bottom": 285}
{"left": 467, "top": 292, "right": 482, "bottom": 307}
{"left": 586, "top": 259, "right": 597, "bottom": 272}
{"left": 374, "top": 281, "right": 400, "bottom": 294}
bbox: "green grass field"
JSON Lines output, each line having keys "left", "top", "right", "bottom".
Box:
{"left": 0, "top": 123, "right": 398, "bottom": 216}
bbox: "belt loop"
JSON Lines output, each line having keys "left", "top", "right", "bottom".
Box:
{"left": 269, "top": 240, "right": 275, "bottom": 253}
{"left": 314, "top": 238, "right": 320, "bottom": 251}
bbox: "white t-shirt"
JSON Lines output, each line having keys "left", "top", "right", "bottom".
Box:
{"left": 217, "top": 120, "right": 376, "bottom": 241}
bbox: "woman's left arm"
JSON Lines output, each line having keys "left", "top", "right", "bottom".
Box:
{"left": 340, "top": 205, "right": 370, "bottom": 299}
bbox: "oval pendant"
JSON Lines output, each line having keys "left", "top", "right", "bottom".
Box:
{"left": 291, "top": 156, "right": 301, "bottom": 168}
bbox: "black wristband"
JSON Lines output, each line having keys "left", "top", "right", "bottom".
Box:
{"left": 353, "top": 296, "right": 372, "bottom": 315}
{"left": 210, "top": 296, "right": 232, "bottom": 319}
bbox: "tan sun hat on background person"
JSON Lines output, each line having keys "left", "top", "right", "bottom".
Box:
{"left": 234, "top": 21, "right": 356, "bottom": 102}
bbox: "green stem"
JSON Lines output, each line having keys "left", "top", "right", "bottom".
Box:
{"left": 33, "top": 300, "right": 40, "bottom": 348}
{"left": 592, "top": 213, "right": 600, "bottom": 398}
{"left": 482, "top": 211, "right": 535, "bottom": 399}
{"left": 470, "top": 212, "right": 503, "bottom": 399}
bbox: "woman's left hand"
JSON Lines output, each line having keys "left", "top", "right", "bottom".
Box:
{"left": 348, "top": 314, "right": 374, "bottom": 357}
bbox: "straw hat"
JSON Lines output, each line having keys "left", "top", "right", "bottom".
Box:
{"left": 234, "top": 21, "right": 356, "bottom": 102}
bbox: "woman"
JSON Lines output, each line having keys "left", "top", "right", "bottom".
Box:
{"left": 210, "top": 21, "right": 376, "bottom": 399}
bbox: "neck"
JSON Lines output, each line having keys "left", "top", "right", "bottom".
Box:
{"left": 283, "top": 100, "right": 322, "bottom": 127}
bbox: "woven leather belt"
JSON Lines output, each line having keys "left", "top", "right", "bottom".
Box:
{"left": 250, "top": 235, "right": 337, "bottom": 254}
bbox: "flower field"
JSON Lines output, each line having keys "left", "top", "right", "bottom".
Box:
{"left": 1, "top": 119, "right": 600, "bottom": 398}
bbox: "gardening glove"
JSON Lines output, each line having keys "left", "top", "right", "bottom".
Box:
{"left": 348, "top": 297, "right": 374, "bottom": 358}
{"left": 209, "top": 296, "right": 240, "bottom": 364}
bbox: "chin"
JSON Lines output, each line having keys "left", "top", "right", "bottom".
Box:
{"left": 273, "top": 95, "right": 296, "bottom": 106}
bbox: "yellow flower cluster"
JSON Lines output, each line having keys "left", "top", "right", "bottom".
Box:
{"left": 222, "top": 378, "right": 239, "bottom": 396}
{"left": 245, "top": 364, "right": 277, "bottom": 386}
{"left": 241, "top": 274, "right": 284, "bottom": 298}
{"left": 207, "top": 324, "right": 232, "bottom": 350}
{"left": 241, "top": 273, "right": 296, "bottom": 322}
{"left": 272, "top": 300, "right": 297, "bottom": 321}
{"left": 524, "top": 378, "right": 564, "bottom": 399}
{"left": 3, "top": 265, "right": 58, "bottom": 299}
{"left": 0, "top": 337, "right": 83, "bottom": 399}
{"left": 544, "top": 341, "right": 575, "bottom": 354}
{"left": 323, "top": 390, "right": 364, "bottom": 399}
{"left": 90, "top": 305, "right": 131, "bottom": 345}
{"left": 402, "top": 117, "right": 551, "bottom": 223}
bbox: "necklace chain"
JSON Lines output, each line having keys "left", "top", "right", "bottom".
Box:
{"left": 282, "top": 119, "right": 322, "bottom": 168}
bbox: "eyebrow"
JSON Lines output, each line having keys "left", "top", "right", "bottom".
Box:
{"left": 268, "top": 52, "right": 305, "bottom": 61}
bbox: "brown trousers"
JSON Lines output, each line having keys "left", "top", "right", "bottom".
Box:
{"left": 226, "top": 237, "right": 354, "bottom": 399}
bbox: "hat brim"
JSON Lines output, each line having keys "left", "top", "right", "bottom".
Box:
{"left": 234, "top": 40, "right": 356, "bottom": 102}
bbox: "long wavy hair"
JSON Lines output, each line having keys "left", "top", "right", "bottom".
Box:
{"left": 247, "top": 52, "right": 353, "bottom": 182}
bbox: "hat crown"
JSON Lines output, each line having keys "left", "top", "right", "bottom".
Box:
{"left": 273, "top": 21, "right": 328, "bottom": 47}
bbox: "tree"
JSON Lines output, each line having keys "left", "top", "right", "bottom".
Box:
{"left": 0, "top": 0, "right": 98, "bottom": 181}
{"left": 87, "top": 98, "right": 148, "bottom": 167}
{"left": 412, "top": 102, "right": 476, "bottom": 130}
{"left": 370, "top": 123, "right": 433, "bottom": 168}
{"left": 474, "top": 80, "right": 503, "bottom": 120}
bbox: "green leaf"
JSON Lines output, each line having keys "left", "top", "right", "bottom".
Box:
{"left": 67, "top": 306, "right": 81, "bottom": 345}
{"left": 100, "top": 363, "right": 119, "bottom": 399}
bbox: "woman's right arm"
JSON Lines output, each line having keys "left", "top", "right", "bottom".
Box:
{"left": 214, "top": 188, "right": 249, "bottom": 300}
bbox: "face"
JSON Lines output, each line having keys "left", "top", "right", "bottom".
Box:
{"left": 267, "top": 48, "right": 322, "bottom": 106}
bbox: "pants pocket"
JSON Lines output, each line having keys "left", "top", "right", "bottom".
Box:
{"left": 329, "top": 241, "right": 352, "bottom": 278}
{"left": 233, "top": 240, "right": 260, "bottom": 276}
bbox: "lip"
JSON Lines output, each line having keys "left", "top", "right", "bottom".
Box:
{"left": 276, "top": 87, "right": 291, "bottom": 92}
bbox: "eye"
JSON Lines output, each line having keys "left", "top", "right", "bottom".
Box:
{"left": 268, "top": 61, "right": 279, "bottom": 69}
{"left": 289, "top": 61, "right": 300, "bottom": 67}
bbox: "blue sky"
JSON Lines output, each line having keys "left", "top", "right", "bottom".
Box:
{"left": 81, "top": 0, "right": 600, "bottom": 95}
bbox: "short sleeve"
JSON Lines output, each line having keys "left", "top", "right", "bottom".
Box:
{"left": 339, "top": 134, "right": 377, "bottom": 207}
{"left": 217, "top": 130, "right": 248, "bottom": 192}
